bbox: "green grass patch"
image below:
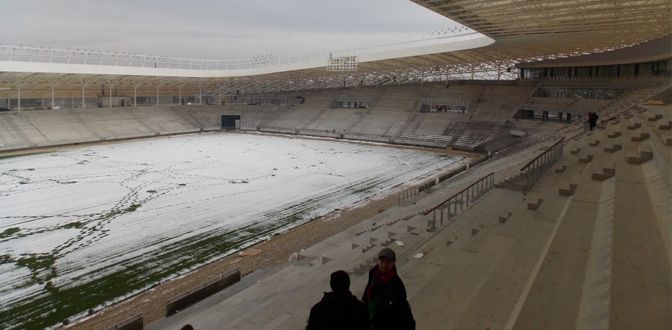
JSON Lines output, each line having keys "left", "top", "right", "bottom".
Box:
{"left": 126, "top": 204, "right": 142, "bottom": 212}
{"left": 0, "top": 254, "right": 13, "bottom": 265}
{"left": 0, "top": 227, "right": 21, "bottom": 239}
{"left": 0, "top": 208, "right": 313, "bottom": 329}
{"left": 61, "top": 222, "right": 85, "bottom": 230}
{"left": 0, "top": 151, "right": 50, "bottom": 160}
{"left": 15, "top": 254, "right": 56, "bottom": 274}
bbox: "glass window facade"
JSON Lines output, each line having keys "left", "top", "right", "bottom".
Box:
{"left": 520, "top": 59, "right": 670, "bottom": 79}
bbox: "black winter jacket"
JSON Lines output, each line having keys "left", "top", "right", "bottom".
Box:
{"left": 307, "top": 291, "right": 370, "bottom": 330}
{"left": 362, "top": 266, "right": 415, "bottom": 330}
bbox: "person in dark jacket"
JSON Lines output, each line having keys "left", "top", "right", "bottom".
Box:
{"left": 588, "top": 112, "right": 599, "bottom": 130}
{"left": 307, "top": 270, "right": 370, "bottom": 330}
{"left": 362, "top": 248, "right": 415, "bottom": 330}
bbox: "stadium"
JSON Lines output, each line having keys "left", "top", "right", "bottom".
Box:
{"left": 0, "top": 0, "right": 670, "bottom": 329}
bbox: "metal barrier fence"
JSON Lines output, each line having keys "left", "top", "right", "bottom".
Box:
{"left": 165, "top": 269, "right": 241, "bottom": 316}
{"left": 104, "top": 314, "right": 142, "bottom": 330}
{"left": 519, "top": 137, "right": 565, "bottom": 192}
{"left": 423, "top": 172, "right": 495, "bottom": 228}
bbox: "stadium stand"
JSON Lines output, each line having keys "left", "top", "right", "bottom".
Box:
{"left": 0, "top": 0, "right": 670, "bottom": 328}
{"left": 0, "top": 106, "right": 223, "bottom": 151}
{"left": 142, "top": 86, "right": 671, "bottom": 330}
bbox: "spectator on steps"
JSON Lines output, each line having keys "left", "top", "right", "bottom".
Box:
{"left": 307, "top": 270, "right": 370, "bottom": 330}
{"left": 588, "top": 112, "right": 599, "bottom": 130}
{"left": 362, "top": 248, "right": 415, "bottom": 330}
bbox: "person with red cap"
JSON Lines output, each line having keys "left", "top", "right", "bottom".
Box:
{"left": 362, "top": 248, "right": 415, "bottom": 329}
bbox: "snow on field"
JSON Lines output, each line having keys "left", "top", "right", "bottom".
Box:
{"left": 0, "top": 132, "right": 467, "bottom": 328}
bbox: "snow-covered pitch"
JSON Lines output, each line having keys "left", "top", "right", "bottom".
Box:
{"left": 0, "top": 132, "right": 467, "bottom": 328}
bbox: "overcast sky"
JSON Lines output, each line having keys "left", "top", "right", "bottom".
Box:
{"left": 1, "top": 0, "right": 460, "bottom": 59}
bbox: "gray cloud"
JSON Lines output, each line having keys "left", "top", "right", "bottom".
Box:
{"left": 1, "top": 0, "right": 460, "bottom": 59}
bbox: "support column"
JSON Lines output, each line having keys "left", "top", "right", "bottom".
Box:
{"left": 134, "top": 86, "right": 138, "bottom": 107}
{"left": 51, "top": 86, "right": 55, "bottom": 110}
{"left": 12, "top": 76, "right": 27, "bottom": 112}
{"left": 109, "top": 85, "right": 113, "bottom": 108}
{"left": 156, "top": 86, "right": 160, "bottom": 106}
{"left": 497, "top": 62, "right": 502, "bottom": 80}
{"left": 79, "top": 78, "right": 89, "bottom": 109}
{"left": 17, "top": 85, "right": 21, "bottom": 112}
{"left": 178, "top": 86, "right": 182, "bottom": 105}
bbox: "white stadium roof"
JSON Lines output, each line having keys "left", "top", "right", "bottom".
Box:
{"left": 0, "top": 0, "right": 670, "bottom": 96}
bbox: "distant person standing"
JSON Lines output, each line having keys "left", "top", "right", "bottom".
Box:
{"left": 307, "top": 270, "right": 370, "bottom": 330}
{"left": 591, "top": 112, "right": 599, "bottom": 130}
{"left": 362, "top": 248, "right": 415, "bottom": 330}
{"left": 588, "top": 112, "right": 599, "bottom": 130}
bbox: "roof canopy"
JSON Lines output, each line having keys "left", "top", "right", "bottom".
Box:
{"left": 517, "top": 35, "right": 672, "bottom": 68}
{"left": 1, "top": 0, "right": 671, "bottom": 95}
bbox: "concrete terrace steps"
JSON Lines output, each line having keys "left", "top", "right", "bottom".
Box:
{"left": 640, "top": 157, "right": 672, "bottom": 272}
{"left": 0, "top": 113, "right": 36, "bottom": 148}
{"left": 232, "top": 83, "right": 546, "bottom": 153}
{"left": 431, "top": 113, "right": 670, "bottom": 330}
{"left": 405, "top": 189, "right": 530, "bottom": 329}
{"left": 470, "top": 85, "right": 534, "bottom": 122}
{"left": 0, "top": 107, "right": 226, "bottom": 150}
{"left": 619, "top": 111, "right": 671, "bottom": 192}
{"left": 124, "top": 108, "right": 171, "bottom": 132}
{"left": 408, "top": 146, "right": 589, "bottom": 329}
{"left": 168, "top": 107, "right": 205, "bottom": 129}
{"left": 347, "top": 102, "right": 415, "bottom": 134}
{"left": 2, "top": 113, "right": 45, "bottom": 147}
{"left": 510, "top": 113, "right": 671, "bottom": 330}
{"left": 66, "top": 110, "right": 106, "bottom": 140}
{"left": 267, "top": 94, "right": 334, "bottom": 129}
{"left": 610, "top": 138, "right": 672, "bottom": 329}
{"left": 0, "top": 119, "right": 22, "bottom": 148}
{"left": 0, "top": 107, "right": 224, "bottom": 151}
{"left": 397, "top": 132, "right": 453, "bottom": 147}
{"left": 473, "top": 116, "right": 669, "bottom": 329}
{"left": 510, "top": 150, "right": 612, "bottom": 330}
{"left": 452, "top": 122, "right": 511, "bottom": 151}
{"left": 186, "top": 108, "right": 223, "bottom": 130}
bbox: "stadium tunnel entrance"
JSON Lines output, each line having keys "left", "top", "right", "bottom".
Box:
{"left": 221, "top": 115, "right": 241, "bottom": 129}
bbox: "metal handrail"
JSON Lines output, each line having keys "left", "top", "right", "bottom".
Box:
{"left": 104, "top": 314, "right": 142, "bottom": 330}
{"left": 423, "top": 172, "right": 495, "bottom": 216}
{"left": 519, "top": 137, "right": 565, "bottom": 192}
{"left": 520, "top": 137, "right": 564, "bottom": 170}
{"left": 167, "top": 269, "right": 240, "bottom": 304}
